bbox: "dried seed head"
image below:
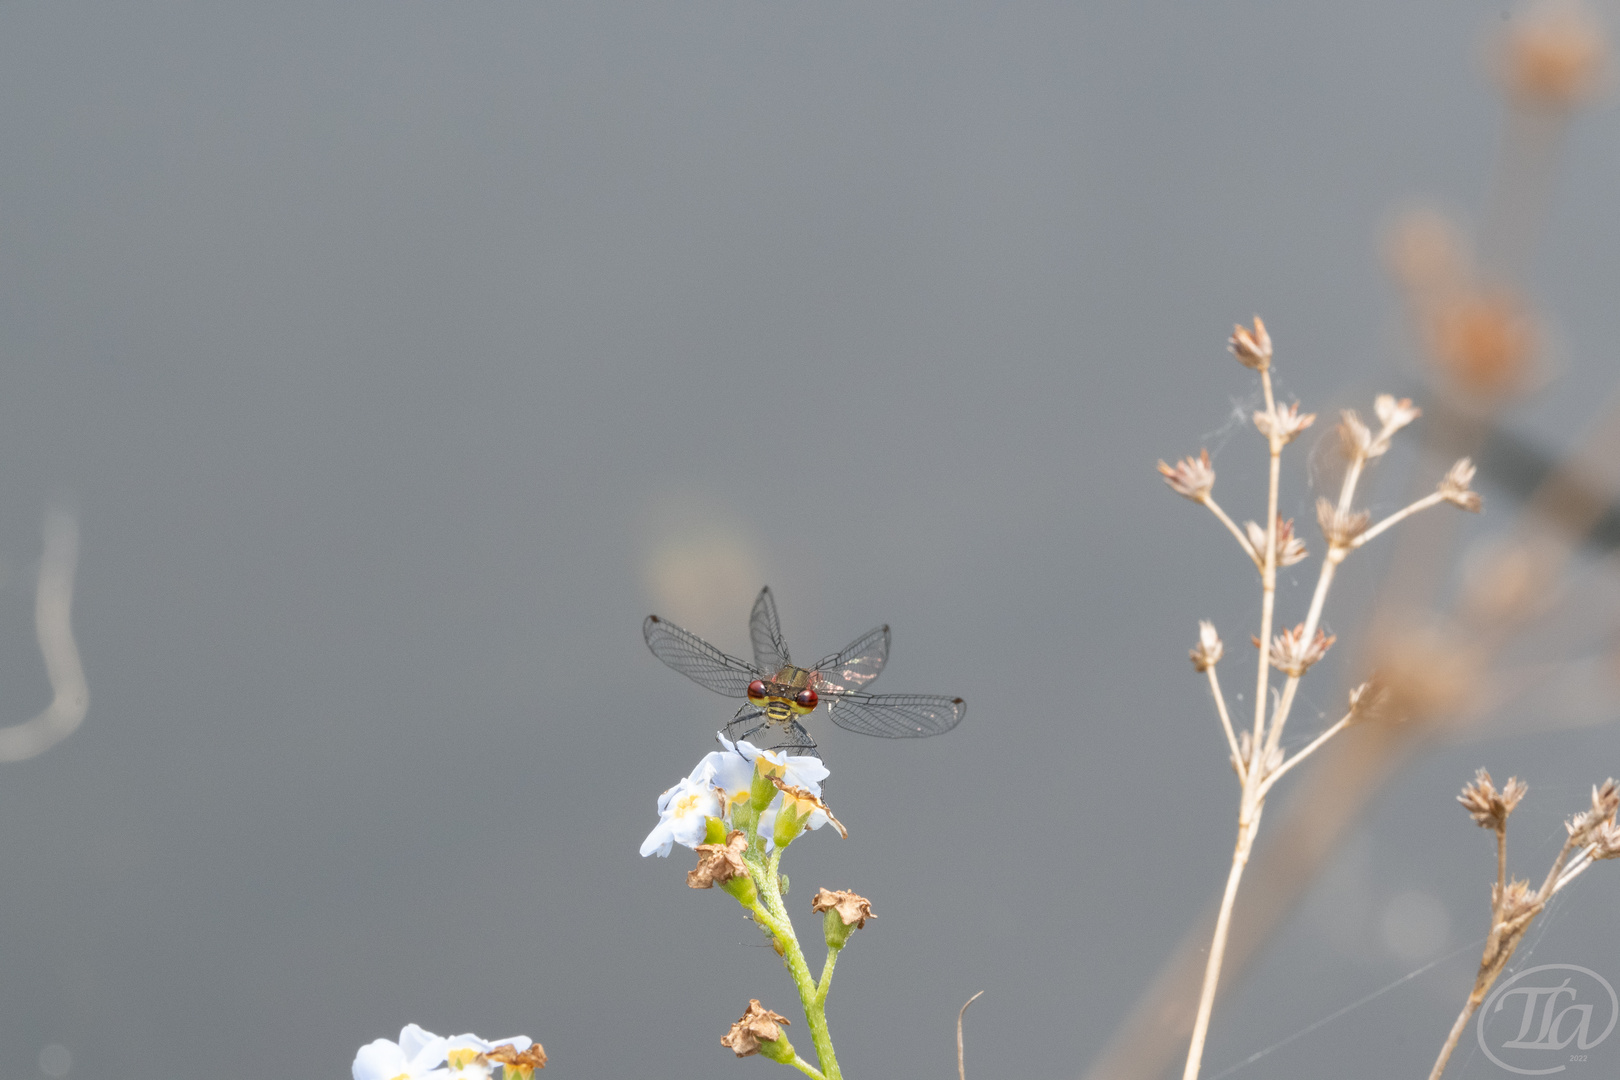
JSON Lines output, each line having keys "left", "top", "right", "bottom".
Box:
{"left": 1338, "top": 410, "right": 1374, "bottom": 460}
{"left": 721, "top": 1001, "right": 791, "bottom": 1058}
{"left": 1316, "top": 497, "right": 1371, "bottom": 549}
{"left": 1190, "top": 620, "right": 1224, "bottom": 672}
{"left": 1347, "top": 679, "right": 1389, "bottom": 720}
{"left": 1268, "top": 623, "right": 1335, "bottom": 677}
{"left": 1229, "top": 316, "right": 1272, "bottom": 370}
{"left": 1495, "top": 1, "right": 1608, "bottom": 109}
{"left": 688, "top": 830, "right": 750, "bottom": 889}
{"left": 1374, "top": 394, "right": 1422, "bottom": 435}
{"left": 486, "top": 1044, "right": 548, "bottom": 1077}
{"left": 1244, "top": 518, "right": 1307, "bottom": 566}
{"left": 1157, "top": 450, "right": 1216, "bottom": 501}
{"left": 1253, "top": 401, "right": 1317, "bottom": 445}
{"left": 1459, "top": 768, "right": 1528, "bottom": 830}
{"left": 1566, "top": 779, "right": 1620, "bottom": 846}
{"left": 811, "top": 887, "right": 875, "bottom": 928}
{"left": 1590, "top": 820, "right": 1620, "bottom": 860}
{"left": 1439, "top": 458, "right": 1483, "bottom": 512}
{"left": 1277, "top": 519, "right": 1308, "bottom": 567}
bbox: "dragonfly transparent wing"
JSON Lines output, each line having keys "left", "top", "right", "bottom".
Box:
{"left": 749, "top": 586, "right": 792, "bottom": 672}
{"left": 644, "top": 615, "right": 761, "bottom": 698}
{"left": 812, "top": 625, "right": 889, "bottom": 695}
{"left": 823, "top": 692, "right": 965, "bottom": 738}
{"left": 724, "top": 705, "right": 821, "bottom": 759}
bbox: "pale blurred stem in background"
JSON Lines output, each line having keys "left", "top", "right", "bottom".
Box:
{"left": 0, "top": 509, "right": 89, "bottom": 763}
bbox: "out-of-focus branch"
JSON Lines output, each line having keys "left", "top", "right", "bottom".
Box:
{"left": 0, "top": 509, "right": 89, "bottom": 763}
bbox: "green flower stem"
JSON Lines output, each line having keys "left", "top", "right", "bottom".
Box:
{"left": 815, "top": 946, "right": 840, "bottom": 1008}
{"left": 786, "top": 1054, "right": 827, "bottom": 1080}
{"left": 744, "top": 846, "right": 842, "bottom": 1080}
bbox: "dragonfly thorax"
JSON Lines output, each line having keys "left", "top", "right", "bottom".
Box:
{"left": 747, "top": 668, "right": 819, "bottom": 721}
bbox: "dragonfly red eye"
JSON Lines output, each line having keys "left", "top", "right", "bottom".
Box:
{"left": 795, "top": 687, "right": 818, "bottom": 710}
{"left": 747, "top": 680, "right": 768, "bottom": 702}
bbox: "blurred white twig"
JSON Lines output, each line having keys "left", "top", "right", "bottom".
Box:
{"left": 0, "top": 509, "right": 88, "bottom": 762}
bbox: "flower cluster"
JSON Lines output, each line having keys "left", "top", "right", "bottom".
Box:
{"left": 639, "top": 737, "right": 870, "bottom": 1078}
{"left": 353, "top": 1025, "right": 544, "bottom": 1080}
{"left": 639, "top": 735, "right": 836, "bottom": 859}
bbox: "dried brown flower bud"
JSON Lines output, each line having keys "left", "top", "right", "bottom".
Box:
{"left": 688, "top": 830, "right": 750, "bottom": 889}
{"left": 771, "top": 778, "right": 848, "bottom": 840}
{"left": 1316, "top": 497, "right": 1371, "bottom": 549}
{"left": 1566, "top": 779, "right": 1620, "bottom": 846}
{"left": 1374, "top": 394, "right": 1422, "bottom": 435}
{"left": 1496, "top": 1, "right": 1608, "bottom": 109}
{"left": 1439, "top": 458, "right": 1483, "bottom": 512}
{"left": 1347, "top": 679, "right": 1389, "bottom": 719}
{"left": 811, "top": 888, "right": 876, "bottom": 928}
{"left": 1189, "top": 620, "right": 1223, "bottom": 672}
{"left": 1268, "top": 623, "right": 1335, "bottom": 677}
{"left": 1459, "top": 768, "right": 1528, "bottom": 830}
{"left": 1590, "top": 820, "right": 1620, "bottom": 860}
{"left": 1245, "top": 516, "right": 1308, "bottom": 567}
{"left": 487, "top": 1043, "right": 548, "bottom": 1077}
{"left": 1229, "top": 316, "right": 1272, "bottom": 371}
{"left": 1253, "top": 402, "right": 1316, "bottom": 445}
{"left": 721, "top": 1000, "right": 792, "bottom": 1058}
{"left": 1339, "top": 410, "right": 1374, "bottom": 459}
{"left": 1157, "top": 450, "right": 1216, "bottom": 501}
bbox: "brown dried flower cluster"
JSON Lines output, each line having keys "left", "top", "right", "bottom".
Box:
{"left": 1316, "top": 498, "right": 1371, "bottom": 549}
{"left": 688, "top": 831, "right": 750, "bottom": 889}
{"left": 1438, "top": 458, "right": 1483, "bottom": 512}
{"left": 1565, "top": 779, "right": 1620, "bottom": 846}
{"left": 486, "top": 1043, "right": 548, "bottom": 1077}
{"left": 1458, "top": 768, "right": 1528, "bottom": 830}
{"left": 1262, "top": 623, "right": 1335, "bottom": 677}
{"left": 811, "top": 888, "right": 875, "bottom": 928}
{"left": 1228, "top": 316, "right": 1271, "bottom": 370}
{"left": 1244, "top": 516, "right": 1307, "bottom": 567}
{"left": 1157, "top": 450, "right": 1215, "bottom": 501}
{"left": 721, "top": 1000, "right": 791, "bottom": 1057}
{"left": 1495, "top": 1, "right": 1609, "bottom": 109}
{"left": 1252, "top": 401, "right": 1316, "bottom": 445}
{"left": 1189, "top": 621, "right": 1223, "bottom": 672}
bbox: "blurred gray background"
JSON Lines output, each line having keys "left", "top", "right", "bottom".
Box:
{"left": 0, "top": 2, "right": 1617, "bottom": 1078}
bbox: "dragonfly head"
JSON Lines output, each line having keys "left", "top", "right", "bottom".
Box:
{"left": 747, "top": 679, "right": 818, "bottom": 721}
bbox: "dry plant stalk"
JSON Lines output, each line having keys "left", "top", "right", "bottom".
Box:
{"left": 1429, "top": 772, "right": 1620, "bottom": 1079}
{"left": 1088, "top": 9, "right": 1614, "bottom": 1078}
{"left": 1158, "top": 319, "right": 1482, "bottom": 1080}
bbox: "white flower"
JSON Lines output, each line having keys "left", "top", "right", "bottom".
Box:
{"left": 640, "top": 737, "right": 837, "bottom": 857}
{"left": 354, "top": 1025, "right": 449, "bottom": 1080}
{"left": 639, "top": 774, "right": 724, "bottom": 858}
{"left": 718, "top": 736, "right": 834, "bottom": 850}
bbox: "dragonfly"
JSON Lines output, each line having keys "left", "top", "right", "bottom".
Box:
{"left": 643, "top": 586, "right": 965, "bottom": 757}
